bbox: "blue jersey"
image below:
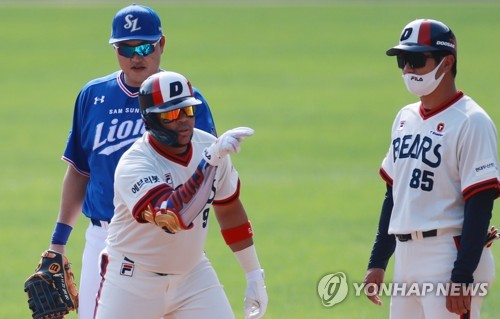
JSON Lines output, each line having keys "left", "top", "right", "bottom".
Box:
{"left": 63, "top": 70, "right": 217, "bottom": 221}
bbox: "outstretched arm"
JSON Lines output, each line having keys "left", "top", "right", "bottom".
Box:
{"left": 137, "top": 127, "right": 254, "bottom": 233}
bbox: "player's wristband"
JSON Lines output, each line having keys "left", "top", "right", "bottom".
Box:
{"left": 234, "top": 245, "right": 262, "bottom": 274}
{"left": 51, "top": 222, "right": 73, "bottom": 245}
{"left": 221, "top": 220, "right": 253, "bottom": 245}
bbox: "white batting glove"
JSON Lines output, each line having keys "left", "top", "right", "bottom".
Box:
{"left": 244, "top": 269, "right": 268, "bottom": 319}
{"left": 203, "top": 127, "right": 254, "bottom": 166}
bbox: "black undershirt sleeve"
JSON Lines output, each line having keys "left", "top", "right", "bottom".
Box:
{"left": 451, "top": 188, "right": 496, "bottom": 284}
{"left": 367, "top": 184, "right": 396, "bottom": 270}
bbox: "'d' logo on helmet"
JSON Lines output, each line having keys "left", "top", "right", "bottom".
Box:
{"left": 400, "top": 27, "right": 413, "bottom": 41}
{"left": 170, "top": 81, "right": 183, "bottom": 98}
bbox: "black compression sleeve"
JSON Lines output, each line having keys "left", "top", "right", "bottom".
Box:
{"left": 451, "top": 188, "right": 496, "bottom": 284}
{"left": 367, "top": 185, "right": 396, "bottom": 270}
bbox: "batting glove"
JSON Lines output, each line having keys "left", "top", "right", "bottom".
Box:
{"left": 244, "top": 269, "right": 268, "bottom": 319}
{"left": 203, "top": 127, "right": 254, "bottom": 166}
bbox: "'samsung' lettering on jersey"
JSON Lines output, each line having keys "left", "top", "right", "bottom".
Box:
{"left": 392, "top": 133, "right": 442, "bottom": 168}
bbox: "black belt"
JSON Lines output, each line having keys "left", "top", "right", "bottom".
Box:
{"left": 91, "top": 219, "right": 110, "bottom": 227}
{"left": 396, "top": 229, "right": 437, "bottom": 242}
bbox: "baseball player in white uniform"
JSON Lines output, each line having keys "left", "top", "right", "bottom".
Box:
{"left": 94, "top": 71, "right": 268, "bottom": 319}
{"left": 46, "top": 4, "right": 217, "bottom": 319}
{"left": 47, "top": 4, "right": 217, "bottom": 318}
{"left": 364, "top": 19, "right": 499, "bottom": 319}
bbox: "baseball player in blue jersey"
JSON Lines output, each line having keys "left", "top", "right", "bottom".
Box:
{"left": 45, "top": 4, "right": 217, "bottom": 319}
{"left": 364, "top": 19, "right": 499, "bottom": 318}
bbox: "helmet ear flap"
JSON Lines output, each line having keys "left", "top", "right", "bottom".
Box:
{"left": 142, "top": 111, "right": 178, "bottom": 146}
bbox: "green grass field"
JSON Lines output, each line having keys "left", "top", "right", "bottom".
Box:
{"left": 1, "top": 1, "right": 500, "bottom": 318}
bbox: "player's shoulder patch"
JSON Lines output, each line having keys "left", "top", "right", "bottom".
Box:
{"left": 473, "top": 159, "right": 498, "bottom": 177}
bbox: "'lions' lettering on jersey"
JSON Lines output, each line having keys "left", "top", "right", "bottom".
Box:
{"left": 93, "top": 118, "right": 145, "bottom": 155}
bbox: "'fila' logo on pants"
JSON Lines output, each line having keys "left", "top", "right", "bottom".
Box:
{"left": 120, "top": 262, "right": 134, "bottom": 277}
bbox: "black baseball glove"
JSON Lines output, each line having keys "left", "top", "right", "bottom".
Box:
{"left": 24, "top": 250, "right": 79, "bottom": 319}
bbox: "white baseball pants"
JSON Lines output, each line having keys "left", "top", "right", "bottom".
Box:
{"left": 94, "top": 251, "right": 234, "bottom": 319}
{"left": 390, "top": 233, "right": 495, "bottom": 319}
{"left": 78, "top": 221, "right": 108, "bottom": 319}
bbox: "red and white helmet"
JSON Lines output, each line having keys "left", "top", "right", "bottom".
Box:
{"left": 139, "top": 71, "right": 202, "bottom": 146}
{"left": 386, "top": 19, "right": 457, "bottom": 57}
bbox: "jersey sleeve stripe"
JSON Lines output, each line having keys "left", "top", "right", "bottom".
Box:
{"left": 379, "top": 168, "right": 393, "bottom": 187}
{"left": 462, "top": 178, "right": 500, "bottom": 201}
{"left": 132, "top": 184, "right": 173, "bottom": 221}
{"left": 213, "top": 179, "right": 241, "bottom": 206}
{"left": 61, "top": 156, "right": 90, "bottom": 177}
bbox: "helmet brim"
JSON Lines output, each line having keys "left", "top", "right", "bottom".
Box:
{"left": 144, "top": 96, "right": 202, "bottom": 114}
{"left": 109, "top": 35, "right": 162, "bottom": 44}
{"left": 386, "top": 43, "right": 441, "bottom": 56}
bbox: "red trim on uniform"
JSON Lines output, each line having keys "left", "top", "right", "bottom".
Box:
{"left": 379, "top": 168, "right": 393, "bottom": 187}
{"left": 148, "top": 134, "right": 192, "bottom": 167}
{"left": 152, "top": 76, "right": 164, "bottom": 106}
{"left": 94, "top": 252, "right": 109, "bottom": 318}
{"left": 221, "top": 220, "right": 253, "bottom": 245}
{"left": 213, "top": 179, "right": 241, "bottom": 206}
{"left": 419, "top": 91, "right": 464, "bottom": 120}
{"left": 462, "top": 178, "right": 500, "bottom": 201}
{"left": 453, "top": 235, "right": 461, "bottom": 251}
{"left": 418, "top": 20, "right": 432, "bottom": 46}
{"left": 132, "top": 183, "right": 173, "bottom": 221}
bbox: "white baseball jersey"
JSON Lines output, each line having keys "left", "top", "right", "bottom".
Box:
{"left": 107, "top": 129, "right": 239, "bottom": 274}
{"left": 380, "top": 91, "right": 500, "bottom": 234}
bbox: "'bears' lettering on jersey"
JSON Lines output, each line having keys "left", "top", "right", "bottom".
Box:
{"left": 392, "top": 134, "right": 442, "bottom": 168}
